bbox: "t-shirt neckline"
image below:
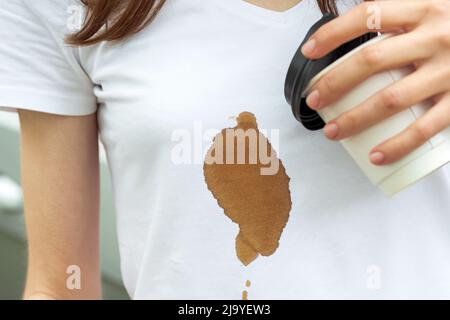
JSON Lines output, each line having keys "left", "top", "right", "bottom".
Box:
{"left": 211, "top": 0, "right": 310, "bottom": 26}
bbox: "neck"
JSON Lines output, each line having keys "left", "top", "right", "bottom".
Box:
{"left": 243, "top": 0, "right": 302, "bottom": 12}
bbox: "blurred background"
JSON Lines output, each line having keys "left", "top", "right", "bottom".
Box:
{"left": 0, "top": 112, "right": 129, "bottom": 300}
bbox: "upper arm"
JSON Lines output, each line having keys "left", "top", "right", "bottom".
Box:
{"left": 0, "top": 1, "right": 100, "bottom": 299}
{"left": 19, "top": 109, "right": 101, "bottom": 300}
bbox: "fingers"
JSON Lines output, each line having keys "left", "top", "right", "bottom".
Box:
{"left": 369, "top": 93, "right": 450, "bottom": 165}
{"left": 323, "top": 66, "right": 446, "bottom": 140}
{"left": 302, "top": 1, "right": 430, "bottom": 58}
{"left": 306, "top": 32, "right": 433, "bottom": 109}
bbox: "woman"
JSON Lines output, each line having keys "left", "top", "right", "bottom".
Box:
{"left": 0, "top": 0, "right": 450, "bottom": 300}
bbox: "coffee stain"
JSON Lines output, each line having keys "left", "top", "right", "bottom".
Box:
{"left": 242, "top": 280, "right": 252, "bottom": 300}
{"left": 203, "top": 112, "right": 292, "bottom": 266}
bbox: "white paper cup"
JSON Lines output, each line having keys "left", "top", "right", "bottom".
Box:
{"left": 305, "top": 34, "right": 450, "bottom": 196}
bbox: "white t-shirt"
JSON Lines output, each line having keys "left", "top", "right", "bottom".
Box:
{"left": 1, "top": 0, "right": 450, "bottom": 299}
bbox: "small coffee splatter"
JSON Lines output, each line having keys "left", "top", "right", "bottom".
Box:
{"left": 242, "top": 280, "right": 252, "bottom": 300}
{"left": 204, "top": 112, "right": 292, "bottom": 266}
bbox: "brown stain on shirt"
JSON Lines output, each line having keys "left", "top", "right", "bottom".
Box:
{"left": 242, "top": 280, "right": 252, "bottom": 300}
{"left": 203, "top": 112, "right": 292, "bottom": 266}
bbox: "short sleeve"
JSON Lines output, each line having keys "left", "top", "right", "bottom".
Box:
{"left": 0, "top": 0, "right": 97, "bottom": 116}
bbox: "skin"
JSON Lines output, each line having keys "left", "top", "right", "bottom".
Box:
{"left": 21, "top": 0, "right": 449, "bottom": 300}
{"left": 19, "top": 110, "right": 101, "bottom": 299}
{"left": 302, "top": 0, "right": 450, "bottom": 165}
{"left": 21, "top": 0, "right": 306, "bottom": 301}
{"left": 245, "top": 0, "right": 302, "bottom": 11}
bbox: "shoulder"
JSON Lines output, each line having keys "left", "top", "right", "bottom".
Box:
{"left": 0, "top": 0, "right": 97, "bottom": 116}
{"left": 2, "top": 0, "right": 80, "bottom": 40}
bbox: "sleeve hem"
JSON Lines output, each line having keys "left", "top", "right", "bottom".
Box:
{"left": 0, "top": 87, "right": 97, "bottom": 116}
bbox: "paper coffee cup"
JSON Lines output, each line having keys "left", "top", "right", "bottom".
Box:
{"left": 285, "top": 14, "right": 450, "bottom": 196}
{"left": 304, "top": 34, "right": 450, "bottom": 196}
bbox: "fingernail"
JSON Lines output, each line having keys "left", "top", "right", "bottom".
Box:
{"left": 370, "top": 151, "right": 385, "bottom": 165}
{"left": 302, "top": 39, "right": 316, "bottom": 56}
{"left": 324, "top": 123, "right": 339, "bottom": 139}
{"left": 306, "top": 90, "right": 320, "bottom": 110}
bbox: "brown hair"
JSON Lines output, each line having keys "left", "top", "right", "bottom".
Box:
{"left": 67, "top": 1, "right": 344, "bottom": 46}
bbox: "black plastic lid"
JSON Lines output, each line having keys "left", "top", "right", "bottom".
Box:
{"left": 285, "top": 13, "right": 378, "bottom": 131}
